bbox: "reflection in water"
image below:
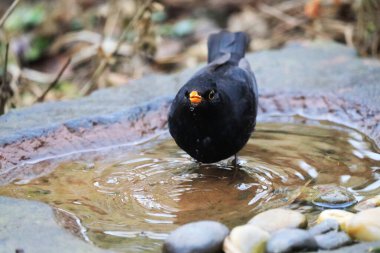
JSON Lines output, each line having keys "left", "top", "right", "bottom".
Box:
{"left": 0, "top": 117, "right": 380, "bottom": 252}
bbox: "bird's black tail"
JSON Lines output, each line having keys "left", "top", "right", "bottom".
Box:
{"left": 207, "top": 31, "right": 249, "bottom": 64}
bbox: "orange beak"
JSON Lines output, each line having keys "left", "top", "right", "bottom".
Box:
{"left": 189, "top": 91, "right": 202, "bottom": 104}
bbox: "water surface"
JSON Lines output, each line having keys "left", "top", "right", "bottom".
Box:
{"left": 0, "top": 117, "right": 379, "bottom": 252}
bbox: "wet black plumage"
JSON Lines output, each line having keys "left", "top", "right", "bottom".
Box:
{"left": 168, "top": 31, "right": 258, "bottom": 163}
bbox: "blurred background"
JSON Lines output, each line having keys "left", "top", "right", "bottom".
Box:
{"left": 0, "top": 0, "right": 379, "bottom": 113}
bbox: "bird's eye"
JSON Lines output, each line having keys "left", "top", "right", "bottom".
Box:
{"left": 208, "top": 90, "right": 215, "bottom": 100}
{"left": 185, "top": 91, "right": 189, "bottom": 98}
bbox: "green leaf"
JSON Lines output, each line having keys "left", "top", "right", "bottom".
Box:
{"left": 5, "top": 4, "right": 46, "bottom": 31}
{"left": 25, "top": 36, "right": 51, "bottom": 62}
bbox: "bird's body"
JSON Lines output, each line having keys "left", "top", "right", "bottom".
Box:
{"left": 168, "top": 31, "right": 258, "bottom": 163}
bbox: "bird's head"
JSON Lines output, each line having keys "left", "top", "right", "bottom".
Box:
{"left": 177, "top": 73, "right": 225, "bottom": 112}
{"left": 185, "top": 88, "right": 218, "bottom": 107}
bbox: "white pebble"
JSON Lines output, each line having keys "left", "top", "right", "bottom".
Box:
{"left": 223, "top": 225, "right": 270, "bottom": 253}
{"left": 347, "top": 207, "right": 380, "bottom": 241}
{"left": 248, "top": 208, "right": 307, "bottom": 233}
{"left": 317, "top": 209, "right": 354, "bottom": 231}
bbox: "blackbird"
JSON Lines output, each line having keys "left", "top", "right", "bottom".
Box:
{"left": 168, "top": 31, "right": 258, "bottom": 163}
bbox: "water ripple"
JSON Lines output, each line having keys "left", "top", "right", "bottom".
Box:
{"left": 0, "top": 119, "right": 379, "bottom": 252}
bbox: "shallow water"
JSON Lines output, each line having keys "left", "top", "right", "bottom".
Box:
{"left": 1, "top": 117, "right": 380, "bottom": 252}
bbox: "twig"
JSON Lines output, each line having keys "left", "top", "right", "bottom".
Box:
{"left": 0, "top": 43, "right": 11, "bottom": 115}
{"left": 275, "top": 0, "right": 307, "bottom": 12}
{"left": 258, "top": 3, "right": 305, "bottom": 28}
{"left": 2, "top": 43, "right": 9, "bottom": 88}
{"left": 115, "top": 0, "right": 153, "bottom": 55}
{"left": 104, "top": 3, "right": 120, "bottom": 38}
{"left": 21, "top": 68, "right": 56, "bottom": 83}
{"left": 0, "top": 0, "right": 21, "bottom": 28}
{"left": 35, "top": 58, "right": 71, "bottom": 103}
{"left": 79, "top": 59, "right": 107, "bottom": 95}
{"left": 50, "top": 30, "right": 102, "bottom": 54}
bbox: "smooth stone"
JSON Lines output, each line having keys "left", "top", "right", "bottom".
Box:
{"left": 223, "top": 225, "right": 270, "bottom": 253}
{"left": 309, "top": 241, "right": 380, "bottom": 253}
{"left": 162, "top": 220, "right": 229, "bottom": 253}
{"left": 309, "top": 219, "right": 340, "bottom": 236}
{"left": 0, "top": 196, "right": 110, "bottom": 253}
{"left": 248, "top": 208, "right": 307, "bottom": 233}
{"left": 317, "top": 209, "right": 354, "bottom": 231}
{"left": 311, "top": 185, "right": 357, "bottom": 209}
{"left": 354, "top": 195, "right": 380, "bottom": 212}
{"left": 314, "top": 231, "right": 352, "bottom": 250}
{"left": 347, "top": 207, "right": 380, "bottom": 241}
{"left": 266, "top": 228, "right": 318, "bottom": 253}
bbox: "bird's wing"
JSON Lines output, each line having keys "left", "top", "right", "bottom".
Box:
{"left": 208, "top": 53, "right": 231, "bottom": 69}
{"left": 191, "top": 53, "right": 231, "bottom": 77}
{"left": 238, "top": 58, "right": 258, "bottom": 98}
{"left": 238, "top": 58, "right": 252, "bottom": 73}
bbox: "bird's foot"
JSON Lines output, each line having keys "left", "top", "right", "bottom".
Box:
{"left": 228, "top": 154, "right": 239, "bottom": 169}
{"left": 228, "top": 154, "right": 244, "bottom": 182}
